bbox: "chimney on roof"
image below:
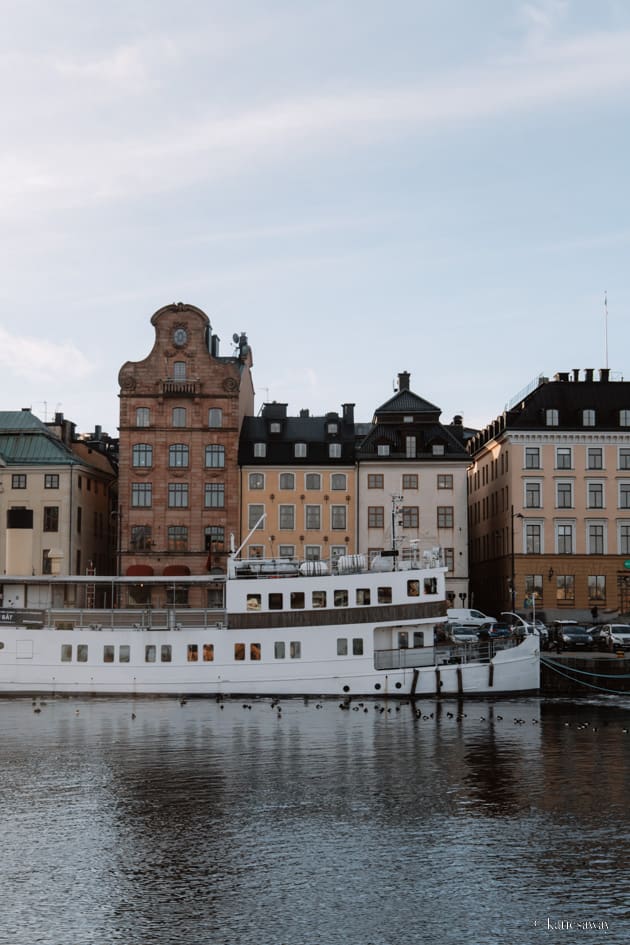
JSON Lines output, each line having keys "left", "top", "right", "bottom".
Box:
{"left": 398, "top": 371, "right": 410, "bottom": 391}
{"left": 600, "top": 368, "right": 610, "bottom": 382}
{"left": 585, "top": 368, "right": 594, "bottom": 382}
{"left": 453, "top": 415, "right": 463, "bottom": 426}
{"left": 299, "top": 409, "right": 310, "bottom": 418}
{"left": 555, "top": 372, "right": 569, "bottom": 382}
{"left": 572, "top": 369, "right": 580, "bottom": 382}
{"left": 342, "top": 403, "right": 355, "bottom": 424}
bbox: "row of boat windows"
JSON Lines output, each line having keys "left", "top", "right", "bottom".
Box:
{"left": 246, "top": 579, "right": 437, "bottom": 611}
{"left": 58, "top": 638, "right": 365, "bottom": 663}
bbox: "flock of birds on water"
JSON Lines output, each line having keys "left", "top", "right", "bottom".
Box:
{"left": 26, "top": 695, "right": 630, "bottom": 732}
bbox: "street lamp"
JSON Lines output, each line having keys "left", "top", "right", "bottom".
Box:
{"left": 510, "top": 505, "right": 523, "bottom": 611}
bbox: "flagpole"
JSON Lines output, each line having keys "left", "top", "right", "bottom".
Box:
{"left": 604, "top": 291, "right": 609, "bottom": 370}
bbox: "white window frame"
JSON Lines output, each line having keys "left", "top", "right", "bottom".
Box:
{"left": 586, "top": 480, "right": 605, "bottom": 509}
{"left": 586, "top": 520, "right": 606, "bottom": 555}
{"left": 556, "top": 479, "right": 574, "bottom": 509}
{"left": 555, "top": 521, "right": 576, "bottom": 555}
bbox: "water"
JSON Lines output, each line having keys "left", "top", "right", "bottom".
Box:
{"left": 1, "top": 694, "right": 629, "bottom": 945}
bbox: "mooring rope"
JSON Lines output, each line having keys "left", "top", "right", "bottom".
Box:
{"left": 541, "top": 657, "right": 630, "bottom": 694}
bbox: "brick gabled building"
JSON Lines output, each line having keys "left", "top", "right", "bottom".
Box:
{"left": 117, "top": 303, "right": 254, "bottom": 586}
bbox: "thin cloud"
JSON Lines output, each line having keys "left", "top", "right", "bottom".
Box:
{"left": 0, "top": 329, "right": 92, "bottom": 383}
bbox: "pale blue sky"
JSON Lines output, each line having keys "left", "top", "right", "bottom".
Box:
{"left": 1, "top": 0, "right": 628, "bottom": 435}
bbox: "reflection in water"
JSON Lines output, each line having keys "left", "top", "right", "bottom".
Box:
{"left": 0, "top": 695, "right": 629, "bottom": 945}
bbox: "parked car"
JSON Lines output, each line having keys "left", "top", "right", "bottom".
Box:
{"left": 486, "top": 623, "right": 512, "bottom": 639}
{"left": 598, "top": 624, "right": 630, "bottom": 651}
{"left": 446, "top": 608, "right": 496, "bottom": 628}
{"left": 500, "top": 612, "right": 548, "bottom": 642}
{"left": 585, "top": 626, "right": 610, "bottom": 651}
{"left": 557, "top": 625, "right": 595, "bottom": 651}
{"left": 449, "top": 625, "right": 479, "bottom": 644}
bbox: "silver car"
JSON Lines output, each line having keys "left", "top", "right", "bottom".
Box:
{"left": 599, "top": 624, "right": 630, "bottom": 650}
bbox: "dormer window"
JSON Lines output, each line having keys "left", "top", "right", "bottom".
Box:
{"left": 583, "top": 409, "right": 596, "bottom": 427}
{"left": 270, "top": 422, "right": 282, "bottom": 434}
{"left": 253, "top": 442, "right": 266, "bottom": 458}
{"left": 404, "top": 416, "right": 413, "bottom": 423}
{"left": 377, "top": 444, "right": 390, "bottom": 456}
{"left": 327, "top": 422, "right": 338, "bottom": 435}
{"left": 620, "top": 410, "right": 630, "bottom": 427}
{"left": 546, "top": 409, "right": 559, "bottom": 426}
{"left": 295, "top": 443, "right": 307, "bottom": 458}
{"left": 432, "top": 444, "right": 445, "bottom": 455}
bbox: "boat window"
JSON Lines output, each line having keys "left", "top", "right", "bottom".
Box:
{"left": 378, "top": 586, "right": 392, "bottom": 604}
{"left": 145, "top": 645, "right": 156, "bottom": 663}
{"left": 407, "top": 580, "right": 420, "bottom": 597}
{"left": 334, "top": 590, "right": 348, "bottom": 607}
{"left": 413, "top": 631, "right": 425, "bottom": 648}
{"left": 312, "top": 590, "right": 327, "bottom": 608}
{"left": 268, "top": 593, "right": 283, "bottom": 610}
{"left": 61, "top": 644, "right": 72, "bottom": 662}
{"left": 337, "top": 638, "right": 348, "bottom": 656}
{"left": 424, "top": 578, "right": 438, "bottom": 595}
{"left": 161, "top": 645, "right": 172, "bottom": 663}
{"left": 203, "top": 643, "right": 214, "bottom": 662}
{"left": 290, "top": 592, "right": 305, "bottom": 609}
{"left": 247, "top": 594, "right": 262, "bottom": 611}
{"left": 352, "top": 638, "right": 364, "bottom": 655}
{"left": 274, "top": 641, "right": 286, "bottom": 659}
{"left": 398, "top": 631, "right": 409, "bottom": 649}
{"left": 234, "top": 643, "right": 245, "bottom": 661}
{"left": 356, "top": 588, "right": 371, "bottom": 605}
{"left": 77, "top": 644, "right": 88, "bottom": 662}
{"left": 290, "top": 641, "right": 301, "bottom": 659}
{"left": 250, "top": 643, "right": 261, "bottom": 660}
{"left": 103, "top": 645, "right": 115, "bottom": 663}
{"left": 119, "top": 645, "right": 130, "bottom": 663}
{"left": 188, "top": 644, "right": 198, "bottom": 662}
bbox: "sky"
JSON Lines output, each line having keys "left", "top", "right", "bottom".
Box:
{"left": 1, "top": 0, "right": 629, "bottom": 437}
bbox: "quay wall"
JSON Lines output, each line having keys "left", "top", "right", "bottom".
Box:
{"left": 541, "top": 652, "right": 630, "bottom": 695}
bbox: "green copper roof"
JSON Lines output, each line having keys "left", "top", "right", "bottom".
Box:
{"left": 0, "top": 411, "right": 76, "bottom": 466}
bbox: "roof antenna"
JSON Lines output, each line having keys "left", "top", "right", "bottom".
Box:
{"left": 604, "top": 291, "right": 609, "bottom": 369}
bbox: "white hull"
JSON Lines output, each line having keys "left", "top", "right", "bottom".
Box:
{"left": 0, "top": 561, "right": 540, "bottom": 698}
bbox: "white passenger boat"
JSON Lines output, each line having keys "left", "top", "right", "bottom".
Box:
{"left": 0, "top": 552, "right": 539, "bottom": 698}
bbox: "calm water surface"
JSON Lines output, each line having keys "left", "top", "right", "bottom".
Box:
{"left": 1, "top": 694, "right": 629, "bottom": 945}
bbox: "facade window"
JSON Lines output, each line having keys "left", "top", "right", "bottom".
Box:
{"left": 556, "top": 523, "right": 574, "bottom": 555}
{"left": 587, "top": 448, "right": 603, "bottom": 470}
{"left": 331, "top": 545, "right": 346, "bottom": 561}
{"left": 525, "top": 447, "right": 540, "bottom": 469}
{"left": 329, "top": 443, "right": 342, "bottom": 458}
{"left": 582, "top": 409, "right": 596, "bottom": 427}
{"left": 556, "top": 575, "right": 575, "bottom": 602}
{"left": 131, "top": 483, "right": 152, "bottom": 507}
{"left": 205, "top": 445, "right": 225, "bottom": 468}
{"left": 173, "top": 361, "right": 186, "bottom": 379}
{"left": 305, "top": 505, "right": 321, "bottom": 530}
{"left": 204, "top": 483, "right": 225, "bottom": 508}
{"left": 169, "top": 444, "right": 189, "bottom": 468}
{"left": 556, "top": 447, "right": 572, "bottom": 469}
{"left": 525, "top": 574, "right": 543, "bottom": 601}
{"left": 587, "top": 482, "right": 604, "bottom": 508}
{"left": 377, "top": 444, "right": 390, "bottom": 456}
{"left": 556, "top": 482, "right": 573, "bottom": 509}
{"left": 525, "top": 523, "right": 542, "bottom": 554}
{"left": 208, "top": 408, "right": 223, "bottom": 428}
{"left": 42, "top": 549, "right": 52, "bottom": 574}
{"left": 437, "top": 474, "right": 453, "bottom": 489}
{"left": 437, "top": 506, "right": 454, "bottom": 528}
{"left": 172, "top": 407, "right": 187, "bottom": 427}
{"left": 131, "top": 525, "right": 152, "bottom": 550}
{"left": 248, "top": 546, "right": 264, "bottom": 559}
{"left": 249, "top": 473, "right": 265, "bottom": 490}
{"left": 587, "top": 524, "right": 605, "bottom": 555}
{"left": 167, "top": 526, "right": 188, "bottom": 551}
{"left": 43, "top": 507, "right": 59, "bottom": 532}
{"left": 305, "top": 473, "right": 321, "bottom": 490}
{"left": 546, "top": 409, "right": 559, "bottom": 426}
{"left": 403, "top": 474, "right": 418, "bottom": 489}
{"left": 248, "top": 504, "right": 265, "bottom": 529}
{"left": 620, "top": 483, "right": 630, "bottom": 509}
{"left": 294, "top": 443, "right": 307, "bottom": 458}
{"left": 327, "top": 422, "right": 338, "bottom": 434}
{"left": 368, "top": 474, "right": 384, "bottom": 489}
{"left": 253, "top": 442, "right": 267, "bottom": 458}
{"left": 331, "top": 505, "right": 346, "bottom": 530}
{"left": 279, "top": 473, "right": 295, "bottom": 490}
{"left": 444, "top": 548, "right": 454, "bottom": 572}
{"left": 132, "top": 443, "right": 153, "bottom": 467}
{"left": 135, "top": 407, "right": 150, "bottom": 427}
{"left": 168, "top": 483, "right": 189, "bottom": 508}
{"left": 619, "top": 523, "right": 630, "bottom": 555}
{"left": 405, "top": 436, "right": 416, "bottom": 458}
{"left": 619, "top": 448, "right": 630, "bottom": 470}
{"left": 588, "top": 575, "right": 606, "bottom": 600}
{"left": 620, "top": 409, "right": 630, "bottom": 427}
{"left": 44, "top": 474, "right": 59, "bottom": 489}
{"left": 305, "top": 546, "right": 321, "bottom": 561}
{"left": 278, "top": 544, "right": 295, "bottom": 558}
{"left": 279, "top": 505, "right": 295, "bottom": 529}
{"left": 11, "top": 474, "right": 26, "bottom": 489}
{"left": 269, "top": 422, "right": 282, "bottom": 434}
{"left": 525, "top": 482, "right": 541, "bottom": 508}
{"left": 205, "top": 525, "right": 225, "bottom": 551}
{"left": 331, "top": 473, "right": 346, "bottom": 490}
{"left": 402, "top": 506, "right": 419, "bottom": 528}
{"left": 368, "top": 506, "right": 384, "bottom": 528}
{"left": 432, "top": 444, "right": 445, "bottom": 456}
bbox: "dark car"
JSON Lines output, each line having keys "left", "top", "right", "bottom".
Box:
{"left": 585, "top": 626, "right": 609, "bottom": 651}
{"left": 559, "top": 625, "right": 594, "bottom": 651}
{"left": 486, "top": 623, "right": 512, "bottom": 639}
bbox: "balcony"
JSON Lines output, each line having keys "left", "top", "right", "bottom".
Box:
{"left": 161, "top": 379, "right": 200, "bottom": 396}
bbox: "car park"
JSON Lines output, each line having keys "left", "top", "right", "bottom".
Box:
{"left": 598, "top": 624, "right": 630, "bottom": 651}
